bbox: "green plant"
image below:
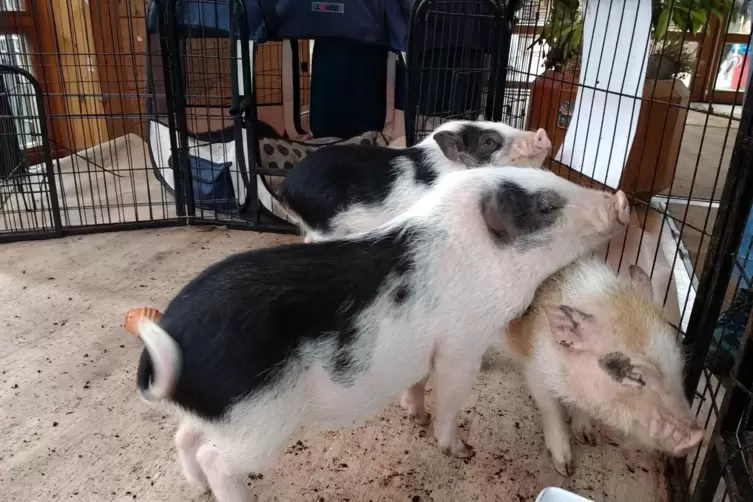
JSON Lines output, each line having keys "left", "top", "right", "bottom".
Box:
{"left": 533, "top": 0, "right": 730, "bottom": 72}
{"left": 531, "top": 0, "right": 582, "bottom": 71}
{"left": 652, "top": 0, "right": 727, "bottom": 40}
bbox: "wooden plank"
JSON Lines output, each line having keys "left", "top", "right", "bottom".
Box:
{"left": 184, "top": 37, "right": 234, "bottom": 108}
{"left": 256, "top": 42, "right": 283, "bottom": 105}
{"left": 117, "top": 0, "right": 146, "bottom": 19}
{"left": 40, "top": 0, "right": 110, "bottom": 152}
{"left": 90, "top": 0, "right": 150, "bottom": 139}
{"left": 0, "top": 11, "right": 35, "bottom": 32}
{"left": 90, "top": 0, "right": 127, "bottom": 139}
{"left": 29, "top": 0, "right": 69, "bottom": 157}
{"left": 299, "top": 40, "right": 310, "bottom": 107}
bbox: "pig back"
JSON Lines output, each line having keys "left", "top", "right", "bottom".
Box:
{"left": 153, "top": 231, "right": 418, "bottom": 420}
{"left": 278, "top": 145, "right": 434, "bottom": 232}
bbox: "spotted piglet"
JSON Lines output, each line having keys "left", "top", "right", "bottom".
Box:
{"left": 136, "top": 166, "right": 628, "bottom": 502}
{"left": 501, "top": 258, "right": 705, "bottom": 476}
{"left": 278, "top": 120, "right": 552, "bottom": 241}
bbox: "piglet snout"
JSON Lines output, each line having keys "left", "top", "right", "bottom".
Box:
{"left": 648, "top": 412, "right": 705, "bottom": 457}
{"left": 534, "top": 128, "right": 552, "bottom": 153}
{"left": 615, "top": 190, "right": 630, "bottom": 225}
{"left": 592, "top": 190, "right": 630, "bottom": 236}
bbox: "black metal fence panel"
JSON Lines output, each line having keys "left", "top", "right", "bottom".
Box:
{"left": 0, "top": 1, "right": 182, "bottom": 242}
{"left": 502, "top": 1, "right": 753, "bottom": 500}
{"left": 0, "top": 64, "right": 61, "bottom": 241}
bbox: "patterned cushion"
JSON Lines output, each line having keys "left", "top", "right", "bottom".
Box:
{"left": 258, "top": 131, "right": 389, "bottom": 193}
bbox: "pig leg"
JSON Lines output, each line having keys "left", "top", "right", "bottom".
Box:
{"left": 526, "top": 371, "right": 572, "bottom": 476}
{"left": 400, "top": 376, "right": 431, "bottom": 425}
{"left": 432, "top": 351, "right": 481, "bottom": 458}
{"left": 196, "top": 444, "right": 249, "bottom": 502}
{"left": 570, "top": 409, "right": 600, "bottom": 446}
{"left": 175, "top": 424, "right": 209, "bottom": 490}
{"left": 194, "top": 398, "right": 301, "bottom": 502}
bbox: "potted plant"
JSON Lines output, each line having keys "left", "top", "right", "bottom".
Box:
{"left": 626, "top": 38, "right": 696, "bottom": 198}
{"left": 526, "top": 0, "right": 582, "bottom": 163}
{"left": 527, "top": 0, "right": 729, "bottom": 198}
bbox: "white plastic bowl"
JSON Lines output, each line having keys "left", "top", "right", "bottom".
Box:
{"left": 535, "top": 487, "right": 594, "bottom": 502}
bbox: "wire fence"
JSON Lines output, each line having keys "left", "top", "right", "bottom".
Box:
{"left": 504, "top": 2, "right": 753, "bottom": 501}
{"left": 0, "top": 0, "right": 752, "bottom": 500}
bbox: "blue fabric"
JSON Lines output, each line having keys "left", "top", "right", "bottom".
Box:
{"left": 169, "top": 154, "right": 239, "bottom": 213}
{"left": 147, "top": 0, "right": 411, "bottom": 51}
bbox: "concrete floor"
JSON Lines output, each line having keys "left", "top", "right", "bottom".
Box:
{"left": 0, "top": 227, "right": 668, "bottom": 502}
{"left": 661, "top": 109, "right": 736, "bottom": 282}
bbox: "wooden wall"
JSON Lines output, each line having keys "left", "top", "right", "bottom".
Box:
{"left": 27, "top": 0, "right": 310, "bottom": 153}
{"left": 89, "top": 0, "right": 148, "bottom": 139}
{"left": 33, "top": 0, "right": 111, "bottom": 154}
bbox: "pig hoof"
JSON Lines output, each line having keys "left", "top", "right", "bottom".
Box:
{"left": 572, "top": 422, "right": 600, "bottom": 446}
{"left": 552, "top": 457, "right": 574, "bottom": 477}
{"left": 442, "top": 439, "right": 475, "bottom": 459}
{"left": 411, "top": 411, "right": 432, "bottom": 426}
{"left": 577, "top": 430, "right": 600, "bottom": 446}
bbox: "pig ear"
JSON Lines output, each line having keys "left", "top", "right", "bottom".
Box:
{"left": 481, "top": 191, "right": 517, "bottom": 243}
{"left": 434, "top": 131, "right": 464, "bottom": 164}
{"left": 543, "top": 305, "right": 598, "bottom": 351}
{"left": 628, "top": 265, "right": 653, "bottom": 301}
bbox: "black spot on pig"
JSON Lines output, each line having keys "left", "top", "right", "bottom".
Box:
{"left": 480, "top": 182, "right": 565, "bottom": 245}
{"left": 599, "top": 352, "right": 633, "bottom": 382}
{"left": 138, "top": 228, "right": 419, "bottom": 420}
{"left": 413, "top": 157, "right": 438, "bottom": 186}
{"left": 330, "top": 326, "right": 360, "bottom": 385}
{"left": 393, "top": 284, "right": 410, "bottom": 305}
{"left": 598, "top": 352, "right": 646, "bottom": 387}
{"left": 433, "top": 125, "right": 505, "bottom": 166}
{"left": 278, "top": 145, "right": 437, "bottom": 232}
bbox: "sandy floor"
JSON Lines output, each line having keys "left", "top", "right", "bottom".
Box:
{"left": 0, "top": 227, "right": 668, "bottom": 502}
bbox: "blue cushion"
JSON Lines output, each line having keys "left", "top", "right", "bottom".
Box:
{"left": 169, "top": 155, "right": 238, "bottom": 214}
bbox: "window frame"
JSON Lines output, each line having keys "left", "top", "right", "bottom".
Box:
{"left": 1, "top": 2, "right": 59, "bottom": 165}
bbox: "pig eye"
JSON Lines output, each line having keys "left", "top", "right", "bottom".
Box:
{"left": 535, "top": 191, "right": 565, "bottom": 216}
{"left": 538, "top": 201, "right": 555, "bottom": 214}
{"left": 626, "top": 373, "right": 647, "bottom": 388}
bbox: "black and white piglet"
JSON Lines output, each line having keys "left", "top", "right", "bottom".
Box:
{"left": 136, "top": 166, "right": 628, "bottom": 502}
{"left": 278, "top": 120, "right": 552, "bottom": 241}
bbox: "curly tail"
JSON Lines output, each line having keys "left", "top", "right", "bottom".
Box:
{"left": 136, "top": 318, "right": 181, "bottom": 403}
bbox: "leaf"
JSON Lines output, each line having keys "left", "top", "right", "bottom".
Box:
{"left": 690, "top": 10, "right": 708, "bottom": 32}
{"left": 672, "top": 9, "right": 689, "bottom": 33}
{"left": 559, "top": 25, "right": 574, "bottom": 39}
{"left": 655, "top": 8, "right": 670, "bottom": 40}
